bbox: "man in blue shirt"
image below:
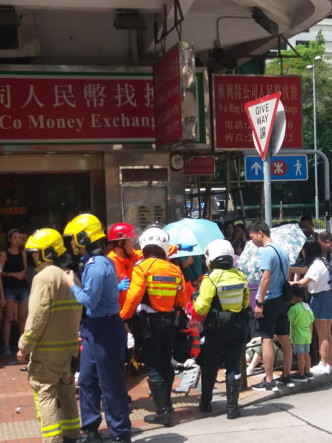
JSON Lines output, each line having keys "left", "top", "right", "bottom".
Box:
{"left": 249, "top": 221, "right": 293, "bottom": 392}
{"left": 63, "top": 214, "right": 131, "bottom": 443}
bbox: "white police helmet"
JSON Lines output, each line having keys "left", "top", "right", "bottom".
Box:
{"left": 140, "top": 225, "right": 169, "bottom": 258}
{"left": 205, "top": 239, "right": 234, "bottom": 268}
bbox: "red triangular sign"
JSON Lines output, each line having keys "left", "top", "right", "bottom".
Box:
{"left": 244, "top": 92, "right": 281, "bottom": 161}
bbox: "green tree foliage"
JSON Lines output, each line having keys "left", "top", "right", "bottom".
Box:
{"left": 261, "top": 31, "right": 332, "bottom": 216}
{"left": 266, "top": 30, "right": 332, "bottom": 151}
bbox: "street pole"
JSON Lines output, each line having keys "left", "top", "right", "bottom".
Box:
{"left": 313, "top": 62, "right": 319, "bottom": 220}
{"left": 307, "top": 56, "right": 322, "bottom": 221}
{"left": 263, "top": 149, "right": 272, "bottom": 227}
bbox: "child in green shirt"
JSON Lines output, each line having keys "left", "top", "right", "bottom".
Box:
{"left": 288, "top": 284, "right": 315, "bottom": 382}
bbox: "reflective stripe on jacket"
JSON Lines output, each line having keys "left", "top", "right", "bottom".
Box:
{"left": 120, "top": 257, "right": 186, "bottom": 320}
{"left": 19, "top": 263, "right": 82, "bottom": 355}
{"left": 194, "top": 268, "right": 249, "bottom": 315}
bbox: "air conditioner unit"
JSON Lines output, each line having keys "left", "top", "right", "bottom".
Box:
{"left": 0, "top": 10, "right": 40, "bottom": 58}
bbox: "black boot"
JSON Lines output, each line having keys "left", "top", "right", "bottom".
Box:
{"left": 75, "top": 430, "right": 102, "bottom": 442}
{"left": 226, "top": 377, "right": 240, "bottom": 419}
{"left": 165, "top": 375, "right": 174, "bottom": 412}
{"left": 199, "top": 369, "right": 217, "bottom": 412}
{"left": 110, "top": 434, "right": 132, "bottom": 443}
{"left": 144, "top": 380, "right": 172, "bottom": 426}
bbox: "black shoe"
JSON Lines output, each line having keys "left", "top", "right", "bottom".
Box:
{"left": 252, "top": 377, "right": 278, "bottom": 392}
{"left": 144, "top": 410, "right": 172, "bottom": 426}
{"left": 110, "top": 434, "right": 131, "bottom": 443}
{"left": 292, "top": 372, "right": 308, "bottom": 383}
{"left": 76, "top": 431, "right": 102, "bottom": 442}
{"left": 275, "top": 374, "right": 295, "bottom": 387}
{"left": 227, "top": 405, "right": 240, "bottom": 419}
{"left": 64, "top": 438, "right": 80, "bottom": 443}
{"left": 305, "top": 372, "right": 314, "bottom": 380}
{"left": 199, "top": 402, "right": 212, "bottom": 412}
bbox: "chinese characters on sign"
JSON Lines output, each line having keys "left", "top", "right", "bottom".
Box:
{"left": 0, "top": 74, "right": 155, "bottom": 143}
{"left": 154, "top": 42, "right": 197, "bottom": 148}
{"left": 213, "top": 75, "right": 302, "bottom": 150}
{"left": 183, "top": 156, "right": 215, "bottom": 175}
{"left": 154, "top": 44, "right": 183, "bottom": 148}
{"left": 244, "top": 92, "right": 281, "bottom": 160}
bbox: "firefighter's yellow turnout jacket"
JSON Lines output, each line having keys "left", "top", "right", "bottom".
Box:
{"left": 18, "top": 262, "right": 82, "bottom": 442}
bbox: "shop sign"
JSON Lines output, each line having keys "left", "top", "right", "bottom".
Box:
{"left": 184, "top": 156, "right": 215, "bottom": 175}
{"left": 154, "top": 42, "right": 198, "bottom": 148}
{"left": 213, "top": 75, "right": 302, "bottom": 150}
{"left": 0, "top": 72, "right": 155, "bottom": 143}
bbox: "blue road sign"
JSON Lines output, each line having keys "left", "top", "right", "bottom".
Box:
{"left": 245, "top": 155, "right": 308, "bottom": 182}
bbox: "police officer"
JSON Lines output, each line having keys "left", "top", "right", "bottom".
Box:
{"left": 120, "top": 225, "right": 187, "bottom": 426}
{"left": 62, "top": 214, "right": 131, "bottom": 443}
{"left": 193, "top": 239, "right": 249, "bottom": 419}
{"left": 17, "top": 229, "right": 82, "bottom": 443}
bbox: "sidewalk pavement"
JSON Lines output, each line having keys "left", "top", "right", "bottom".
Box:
{"left": 1, "top": 354, "right": 332, "bottom": 442}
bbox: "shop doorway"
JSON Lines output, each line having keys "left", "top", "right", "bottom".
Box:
{"left": 0, "top": 172, "right": 91, "bottom": 236}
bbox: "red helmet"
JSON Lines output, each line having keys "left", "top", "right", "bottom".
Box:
{"left": 108, "top": 223, "right": 138, "bottom": 241}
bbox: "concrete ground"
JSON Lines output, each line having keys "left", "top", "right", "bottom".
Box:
{"left": 1, "top": 354, "right": 332, "bottom": 442}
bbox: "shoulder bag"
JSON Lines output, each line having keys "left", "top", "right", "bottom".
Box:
{"left": 266, "top": 244, "right": 292, "bottom": 302}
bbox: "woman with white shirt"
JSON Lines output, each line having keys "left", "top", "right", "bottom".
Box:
{"left": 297, "top": 237, "right": 332, "bottom": 374}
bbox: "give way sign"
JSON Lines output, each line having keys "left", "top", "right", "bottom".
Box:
{"left": 244, "top": 92, "right": 281, "bottom": 161}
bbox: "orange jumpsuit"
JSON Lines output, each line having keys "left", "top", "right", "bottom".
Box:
{"left": 107, "top": 250, "right": 140, "bottom": 309}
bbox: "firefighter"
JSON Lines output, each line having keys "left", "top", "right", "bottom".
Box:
{"left": 16, "top": 228, "right": 82, "bottom": 443}
{"left": 107, "top": 222, "right": 140, "bottom": 310}
{"left": 62, "top": 214, "right": 131, "bottom": 443}
{"left": 193, "top": 239, "right": 249, "bottom": 419}
{"left": 120, "top": 225, "right": 187, "bottom": 426}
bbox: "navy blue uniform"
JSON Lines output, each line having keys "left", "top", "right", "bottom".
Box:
{"left": 70, "top": 254, "right": 131, "bottom": 439}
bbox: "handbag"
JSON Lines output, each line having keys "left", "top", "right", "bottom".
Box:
{"left": 266, "top": 244, "right": 292, "bottom": 302}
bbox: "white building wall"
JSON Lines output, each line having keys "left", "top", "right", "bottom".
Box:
{"left": 288, "top": 16, "right": 332, "bottom": 59}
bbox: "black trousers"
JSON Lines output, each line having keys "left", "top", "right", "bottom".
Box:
{"left": 142, "top": 312, "right": 175, "bottom": 382}
{"left": 201, "top": 316, "right": 248, "bottom": 405}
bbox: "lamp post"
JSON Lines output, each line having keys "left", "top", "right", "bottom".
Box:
{"left": 307, "top": 55, "right": 322, "bottom": 221}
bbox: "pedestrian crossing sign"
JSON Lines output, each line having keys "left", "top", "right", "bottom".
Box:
{"left": 245, "top": 155, "right": 308, "bottom": 182}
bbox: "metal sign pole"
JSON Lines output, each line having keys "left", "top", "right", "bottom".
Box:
{"left": 263, "top": 149, "right": 272, "bottom": 227}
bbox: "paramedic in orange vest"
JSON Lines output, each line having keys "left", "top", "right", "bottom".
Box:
{"left": 120, "top": 225, "right": 186, "bottom": 427}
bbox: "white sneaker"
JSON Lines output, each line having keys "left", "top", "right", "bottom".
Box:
{"left": 246, "top": 366, "right": 255, "bottom": 376}
{"left": 311, "top": 363, "right": 331, "bottom": 374}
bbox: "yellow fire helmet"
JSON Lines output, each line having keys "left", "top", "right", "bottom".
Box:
{"left": 25, "top": 228, "right": 67, "bottom": 262}
{"left": 63, "top": 213, "right": 106, "bottom": 248}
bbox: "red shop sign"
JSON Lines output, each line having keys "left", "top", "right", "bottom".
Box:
{"left": 154, "top": 44, "right": 182, "bottom": 148}
{"left": 213, "top": 75, "right": 302, "bottom": 150}
{"left": 0, "top": 72, "right": 155, "bottom": 143}
{"left": 184, "top": 156, "right": 215, "bottom": 175}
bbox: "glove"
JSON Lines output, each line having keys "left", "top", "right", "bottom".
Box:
{"left": 183, "top": 358, "right": 196, "bottom": 368}
{"left": 191, "top": 290, "right": 199, "bottom": 302}
{"left": 118, "top": 276, "right": 130, "bottom": 291}
{"left": 178, "top": 244, "right": 197, "bottom": 252}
